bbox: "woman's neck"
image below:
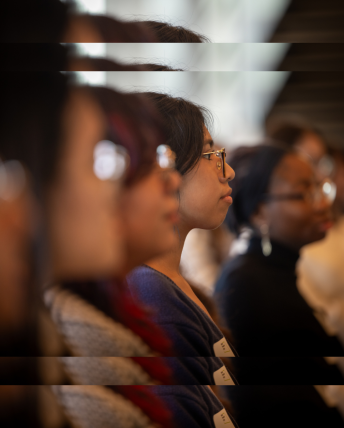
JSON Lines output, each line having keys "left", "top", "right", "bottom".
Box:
{"left": 146, "top": 222, "right": 191, "bottom": 278}
{"left": 146, "top": 222, "right": 214, "bottom": 320}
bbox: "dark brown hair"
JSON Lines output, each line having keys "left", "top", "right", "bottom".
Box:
{"left": 87, "top": 14, "right": 158, "bottom": 42}
{"left": 267, "top": 118, "right": 326, "bottom": 148}
{"left": 89, "top": 87, "right": 168, "bottom": 184}
{"left": 142, "top": 92, "right": 213, "bottom": 175}
{"left": 142, "top": 20, "right": 210, "bottom": 42}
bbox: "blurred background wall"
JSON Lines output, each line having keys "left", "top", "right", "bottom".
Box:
{"left": 72, "top": 0, "right": 344, "bottom": 149}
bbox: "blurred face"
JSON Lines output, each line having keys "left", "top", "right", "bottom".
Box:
{"left": 0, "top": 166, "right": 34, "bottom": 335}
{"left": 120, "top": 165, "right": 181, "bottom": 272}
{"left": 333, "top": 155, "right": 344, "bottom": 212}
{"left": 296, "top": 132, "right": 327, "bottom": 165}
{"left": 179, "top": 128, "right": 235, "bottom": 230}
{"left": 46, "top": 89, "right": 123, "bottom": 280}
{"left": 253, "top": 154, "right": 333, "bottom": 251}
{"left": 295, "top": 132, "right": 331, "bottom": 181}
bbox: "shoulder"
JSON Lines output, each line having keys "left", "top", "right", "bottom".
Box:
{"left": 127, "top": 266, "right": 203, "bottom": 325}
{"left": 215, "top": 253, "right": 263, "bottom": 295}
{"left": 128, "top": 265, "right": 177, "bottom": 294}
{"left": 127, "top": 265, "right": 188, "bottom": 310}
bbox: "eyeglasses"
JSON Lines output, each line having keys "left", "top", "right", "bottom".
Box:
{"left": 297, "top": 148, "right": 335, "bottom": 179}
{"left": 157, "top": 144, "right": 176, "bottom": 170}
{"left": 93, "top": 140, "right": 129, "bottom": 181}
{"left": 202, "top": 147, "right": 226, "bottom": 177}
{"left": 262, "top": 178, "right": 337, "bottom": 206}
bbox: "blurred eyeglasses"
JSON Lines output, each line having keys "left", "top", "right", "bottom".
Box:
{"left": 93, "top": 141, "right": 129, "bottom": 181}
{"left": 317, "top": 155, "right": 335, "bottom": 178}
{"left": 297, "top": 148, "right": 335, "bottom": 179}
{"left": 156, "top": 145, "right": 176, "bottom": 169}
{"left": 0, "top": 159, "right": 27, "bottom": 202}
{"left": 202, "top": 148, "right": 226, "bottom": 177}
{"left": 263, "top": 178, "right": 337, "bottom": 206}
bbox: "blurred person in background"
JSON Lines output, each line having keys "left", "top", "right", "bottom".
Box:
{"left": 297, "top": 147, "right": 344, "bottom": 348}
{"left": 214, "top": 143, "right": 344, "bottom": 427}
{"left": 268, "top": 121, "right": 344, "bottom": 349}
{"left": 268, "top": 119, "right": 344, "bottom": 369}
{"left": 214, "top": 143, "right": 343, "bottom": 357}
{"left": 267, "top": 118, "right": 336, "bottom": 183}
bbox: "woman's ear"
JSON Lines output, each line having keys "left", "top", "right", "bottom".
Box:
{"left": 250, "top": 202, "right": 269, "bottom": 230}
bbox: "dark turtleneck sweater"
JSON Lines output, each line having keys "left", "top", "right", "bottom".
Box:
{"left": 214, "top": 237, "right": 344, "bottom": 428}
{"left": 214, "top": 236, "right": 344, "bottom": 358}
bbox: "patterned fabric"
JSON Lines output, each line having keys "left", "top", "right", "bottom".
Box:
{"left": 45, "top": 286, "right": 153, "bottom": 357}
{"left": 60, "top": 357, "right": 154, "bottom": 385}
{"left": 52, "top": 385, "right": 160, "bottom": 428}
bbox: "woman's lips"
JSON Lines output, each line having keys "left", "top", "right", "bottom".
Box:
{"left": 165, "top": 209, "right": 180, "bottom": 224}
{"left": 222, "top": 195, "right": 233, "bottom": 204}
{"left": 221, "top": 188, "right": 233, "bottom": 204}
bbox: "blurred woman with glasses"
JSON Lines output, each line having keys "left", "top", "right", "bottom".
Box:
{"left": 0, "top": 72, "right": 179, "bottom": 428}
{"left": 215, "top": 143, "right": 343, "bottom": 356}
{"left": 214, "top": 143, "right": 344, "bottom": 428}
{"left": 268, "top": 120, "right": 344, "bottom": 356}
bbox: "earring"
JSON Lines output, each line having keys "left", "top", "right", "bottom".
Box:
{"left": 260, "top": 224, "right": 272, "bottom": 257}
{"left": 216, "top": 162, "right": 222, "bottom": 170}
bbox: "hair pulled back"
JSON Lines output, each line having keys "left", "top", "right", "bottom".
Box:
{"left": 143, "top": 92, "right": 213, "bottom": 176}
{"left": 142, "top": 20, "right": 209, "bottom": 43}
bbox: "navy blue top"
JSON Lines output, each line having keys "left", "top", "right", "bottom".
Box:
{"left": 152, "top": 386, "right": 238, "bottom": 428}
{"left": 127, "top": 265, "right": 237, "bottom": 385}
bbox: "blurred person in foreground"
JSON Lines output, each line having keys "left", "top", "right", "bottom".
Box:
{"left": 0, "top": 72, "right": 176, "bottom": 428}
{"left": 0, "top": 0, "right": 157, "bottom": 42}
{"left": 43, "top": 87, "right": 238, "bottom": 428}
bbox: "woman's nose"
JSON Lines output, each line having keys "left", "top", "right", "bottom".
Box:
{"left": 220, "top": 162, "right": 235, "bottom": 183}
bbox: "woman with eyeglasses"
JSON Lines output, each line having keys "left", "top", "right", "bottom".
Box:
{"left": 214, "top": 143, "right": 344, "bottom": 427}
{"left": 268, "top": 121, "right": 344, "bottom": 353}
{"left": 214, "top": 143, "right": 344, "bottom": 357}
{"left": 126, "top": 92, "right": 239, "bottom": 428}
